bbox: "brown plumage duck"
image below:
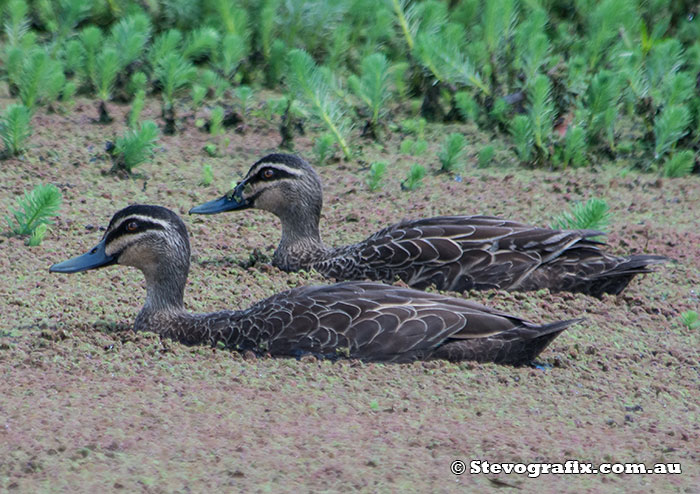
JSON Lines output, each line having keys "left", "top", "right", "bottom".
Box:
{"left": 190, "top": 153, "right": 666, "bottom": 297}
{"left": 50, "top": 205, "right": 579, "bottom": 365}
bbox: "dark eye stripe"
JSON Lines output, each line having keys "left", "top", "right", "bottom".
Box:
{"left": 105, "top": 220, "right": 165, "bottom": 245}
{"left": 253, "top": 167, "right": 298, "bottom": 182}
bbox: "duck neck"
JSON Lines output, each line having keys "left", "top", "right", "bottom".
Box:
{"left": 141, "top": 261, "right": 188, "bottom": 316}
{"left": 275, "top": 207, "right": 328, "bottom": 270}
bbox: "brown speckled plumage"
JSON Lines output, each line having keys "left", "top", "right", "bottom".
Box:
{"left": 191, "top": 154, "right": 666, "bottom": 297}
{"left": 51, "top": 205, "right": 579, "bottom": 365}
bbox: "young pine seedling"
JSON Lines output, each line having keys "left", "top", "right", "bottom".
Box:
{"left": 0, "top": 104, "right": 32, "bottom": 158}
{"left": 235, "top": 86, "right": 254, "bottom": 118}
{"left": 438, "top": 133, "right": 466, "bottom": 173}
{"left": 155, "top": 52, "right": 196, "bottom": 134}
{"left": 27, "top": 223, "right": 48, "bottom": 246}
{"left": 287, "top": 49, "right": 353, "bottom": 160}
{"left": 662, "top": 150, "right": 695, "bottom": 178}
{"left": 128, "top": 90, "right": 146, "bottom": 128}
{"left": 200, "top": 164, "right": 214, "bottom": 186}
{"left": 209, "top": 106, "right": 224, "bottom": 136}
{"left": 654, "top": 105, "right": 691, "bottom": 160}
{"left": 510, "top": 114, "right": 534, "bottom": 163}
{"left": 93, "top": 47, "right": 120, "bottom": 123}
{"left": 348, "top": 52, "right": 391, "bottom": 138}
{"left": 313, "top": 134, "right": 335, "bottom": 166}
{"left": 6, "top": 183, "right": 62, "bottom": 237}
{"left": 367, "top": 161, "right": 387, "bottom": 191}
{"left": 552, "top": 198, "right": 611, "bottom": 232}
{"left": 110, "top": 120, "right": 159, "bottom": 174}
{"left": 679, "top": 310, "right": 700, "bottom": 330}
{"left": 478, "top": 145, "right": 495, "bottom": 168}
{"left": 401, "top": 164, "right": 426, "bottom": 191}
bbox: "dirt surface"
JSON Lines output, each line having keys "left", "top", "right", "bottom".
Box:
{"left": 1, "top": 98, "right": 699, "bottom": 493}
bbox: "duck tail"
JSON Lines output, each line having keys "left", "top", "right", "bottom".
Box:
{"left": 436, "top": 318, "right": 582, "bottom": 366}
{"left": 587, "top": 254, "right": 669, "bottom": 297}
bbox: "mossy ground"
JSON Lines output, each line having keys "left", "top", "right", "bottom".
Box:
{"left": 0, "top": 97, "right": 698, "bottom": 493}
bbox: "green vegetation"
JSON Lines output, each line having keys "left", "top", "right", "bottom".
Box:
{"left": 663, "top": 151, "right": 696, "bottom": 178}
{"left": 438, "top": 133, "right": 466, "bottom": 173}
{"left": 0, "top": 104, "right": 32, "bottom": 157}
{"left": 552, "top": 198, "right": 611, "bottom": 232}
{"left": 110, "top": 121, "right": 159, "bottom": 173}
{"left": 200, "top": 163, "right": 213, "bottom": 186}
{"left": 5, "top": 184, "right": 62, "bottom": 240}
{"left": 0, "top": 1, "right": 697, "bottom": 175}
{"left": 367, "top": 161, "right": 387, "bottom": 191}
{"left": 401, "top": 164, "right": 426, "bottom": 191}
{"left": 313, "top": 134, "right": 335, "bottom": 166}
{"left": 679, "top": 310, "right": 700, "bottom": 330}
{"left": 478, "top": 145, "right": 495, "bottom": 169}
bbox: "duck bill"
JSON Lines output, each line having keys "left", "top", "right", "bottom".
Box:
{"left": 189, "top": 183, "right": 250, "bottom": 214}
{"left": 49, "top": 238, "right": 116, "bottom": 273}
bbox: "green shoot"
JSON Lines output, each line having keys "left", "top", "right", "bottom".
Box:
{"left": 654, "top": 105, "right": 691, "bottom": 160}
{"left": 217, "top": 33, "right": 246, "bottom": 81}
{"left": 129, "top": 90, "right": 146, "bottom": 128}
{"left": 438, "top": 133, "right": 466, "bottom": 173}
{"left": 0, "top": 104, "right": 32, "bottom": 157}
{"left": 552, "top": 198, "right": 611, "bottom": 232}
{"left": 210, "top": 106, "right": 224, "bottom": 136}
{"left": 109, "top": 13, "right": 152, "bottom": 70}
{"left": 510, "top": 114, "right": 533, "bottom": 163}
{"left": 129, "top": 72, "right": 148, "bottom": 94}
{"left": 287, "top": 49, "right": 352, "bottom": 159}
{"left": 367, "top": 161, "right": 387, "bottom": 191}
{"left": 679, "top": 310, "right": 700, "bottom": 330}
{"left": 586, "top": 71, "right": 621, "bottom": 148}
{"left": 561, "top": 126, "right": 588, "bottom": 168}
{"left": 454, "top": 91, "right": 479, "bottom": 122}
{"left": 200, "top": 163, "right": 214, "bottom": 186}
{"left": 183, "top": 27, "right": 220, "bottom": 61}
{"left": 110, "top": 121, "right": 159, "bottom": 173}
{"left": 191, "top": 85, "right": 207, "bottom": 111}
{"left": 155, "top": 53, "right": 196, "bottom": 107}
{"left": 149, "top": 29, "right": 183, "bottom": 67}
{"left": 528, "top": 74, "right": 555, "bottom": 154}
{"left": 478, "top": 145, "right": 495, "bottom": 168}
{"left": 61, "top": 81, "right": 77, "bottom": 107}
{"left": 348, "top": 53, "right": 391, "bottom": 136}
{"left": 93, "top": 47, "right": 120, "bottom": 122}
{"left": 19, "top": 50, "right": 51, "bottom": 112}
{"left": 27, "top": 223, "right": 48, "bottom": 246}
{"left": 6, "top": 184, "right": 62, "bottom": 237}
{"left": 155, "top": 52, "right": 196, "bottom": 134}
{"left": 401, "top": 164, "right": 426, "bottom": 191}
{"left": 662, "top": 150, "right": 695, "bottom": 178}
{"left": 313, "top": 134, "right": 335, "bottom": 166}
{"left": 235, "top": 86, "right": 254, "bottom": 116}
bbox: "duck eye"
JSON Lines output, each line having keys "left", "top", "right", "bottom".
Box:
{"left": 126, "top": 221, "right": 139, "bottom": 232}
{"left": 262, "top": 169, "right": 275, "bottom": 179}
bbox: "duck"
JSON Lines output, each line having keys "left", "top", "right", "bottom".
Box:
{"left": 190, "top": 153, "right": 667, "bottom": 297}
{"left": 49, "top": 204, "right": 580, "bottom": 365}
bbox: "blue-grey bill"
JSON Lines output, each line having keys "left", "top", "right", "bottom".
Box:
{"left": 49, "top": 238, "right": 116, "bottom": 273}
{"left": 189, "top": 194, "right": 248, "bottom": 214}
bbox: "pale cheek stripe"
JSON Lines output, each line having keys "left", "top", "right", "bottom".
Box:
{"left": 105, "top": 231, "right": 151, "bottom": 256}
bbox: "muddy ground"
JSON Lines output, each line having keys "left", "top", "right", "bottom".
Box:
{"left": 0, "top": 97, "right": 698, "bottom": 493}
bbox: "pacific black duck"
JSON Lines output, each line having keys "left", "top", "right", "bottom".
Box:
{"left": 49, "top": 205, "right": 579, "bottom": 365}
{"left": 190, "top": 153, "right": 666, "bottom": 297}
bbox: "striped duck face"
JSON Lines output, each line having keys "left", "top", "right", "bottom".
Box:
{"left": 189, "top": 154, "right": 323, "bottom": 219}
{"left": 50, "top": 205, "right": 190, "bottom": 275}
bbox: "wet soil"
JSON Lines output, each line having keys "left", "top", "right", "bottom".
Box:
{"left": 0, "top": 97, "right": 698, "bottom": 493}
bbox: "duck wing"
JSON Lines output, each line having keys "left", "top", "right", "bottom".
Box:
{"left": 336, "top": 215, "right": 600, "bottom": 292}
{"left": 205, "top": 281, "right": 578, "bottom": 364}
